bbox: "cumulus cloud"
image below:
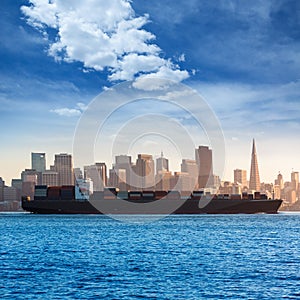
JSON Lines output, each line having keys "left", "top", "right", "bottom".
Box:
{"left": 50, "top": 102, "right": 87, "bottom": 117}
{"left": 21, "top": 0, "right": 189, "bottom": 83}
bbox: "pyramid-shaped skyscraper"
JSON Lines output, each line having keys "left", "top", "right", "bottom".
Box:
{"left": 249, "top": 139, "right": 261, "bottom": 191}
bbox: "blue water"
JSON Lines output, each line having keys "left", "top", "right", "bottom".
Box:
{"left": 1, "top": 213, "right": 300, "bottom": 299}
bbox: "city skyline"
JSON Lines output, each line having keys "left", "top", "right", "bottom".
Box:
{"left": 1, "top": 142, "right": 298, "bottom": 188}
{"left": 1, "top": 1, "right": 299, "bottom": 184}
{"left": 1, "top": 142, "right": 299, "bottom": 211}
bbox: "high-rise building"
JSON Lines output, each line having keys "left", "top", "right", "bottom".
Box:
{"left": 291, "top": 171, "right": 299, "bottom": 192}
{"left": 31, "top": 153, "right": 46, "bottom": 172}
{"left": 109, "top": 168, "right": 127, "bottom": 190}
{"left": 0, "top": 177, "right": 5, "bottom": 202}
{"left": 54, "top": 153, "right": 74, "bottom": 186}
{"left": 42, "top": 170, "right": 59, "bottom": 186}
{"left": 21, "top": 169, "right": 38, "bottom": 184}
{"left": 234, "top": 169, "right": 247, "bottom": 188}
{"left": 275, "top": 173, "right": 284, "bottom": 190}
{"left": 249, "top": 139, "right": 261, "bottom": 191}
{"left": 155, "top": 170, "right": 172, "bottom": 191}
{"left": 84, "top": 163, "right": 107, "bottom": 191}
{"left": 156, "top": 152, "right": 169, "bottom": 174}
{"left": 113, "top": 155, "right": 133, "bottom": 187}
{"left": 181, "top": 159, "right": 198, "bottom": 189}
{"left": 31, "top": 153, "right": 46, "bottom": 184}
{"left": 11, "top": 179, "right": 22, "bottom": 202}
{"left": 195, "top": 146, "right": 213, "bottom": 188}
{"left": 170, "top": 172, "right": 194, "bottom": 192}
{"left": 135, "top": 154, "right": 155, "bottom": 189}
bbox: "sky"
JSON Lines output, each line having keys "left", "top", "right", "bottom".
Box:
{"left": 0, "top": 0, "right": 299, "bottom": 184}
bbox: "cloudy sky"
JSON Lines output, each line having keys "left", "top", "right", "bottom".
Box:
{"left": 1, "top": 0, "right": 299, "bottom": 184}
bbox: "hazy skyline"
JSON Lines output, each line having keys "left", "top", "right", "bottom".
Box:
{"left": 1, "top": 0, "right": 299, "bottom": 183}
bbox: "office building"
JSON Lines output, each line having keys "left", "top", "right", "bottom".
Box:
{"left": 113, "top": 155, "right": 133, "bottom": 187}
{"left": 31, "top": 153, "right": 46, "bottom": 184}
{"left": 249, "top": 139, "right": 261, "bottom": 191}
{"left": 0, "top": 177, "right": 4, "bottom": 201}
{"left": 181, "top": 159, "right": 198, "bottom": 189}
{"left": 291, "top": 171, "right": 299, "bottom": 192}
{"left": 42, "top": 170, "right": 59, "bottom": 186}
{"left": 31, "top": 152, "right": 46, "bottom": 172}
{"left": 54, "top": 153, "right": 74, "bottom": 186}
{"left": 275, "top": 173, "right": 284, "bottom": 190}
{"left": 234, "top": 169, "right": 247, "bottom": 188}
{"left": 195, "top": 146, "right": 213, "bottom": 188}
{"left": 135, "top": 154, "right": 155, "bottom": 189}
{"left": 84, "top": 163, "right": 107, "bottom": 191}
{"left": 156, "top": 152, "right": 169, "bottom": 174}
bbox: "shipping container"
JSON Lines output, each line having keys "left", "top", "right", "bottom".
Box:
{"left": 129, "top": 191, "right": 142, "bottom": 200}
{"left": 230, "top": 194, "right": 242, "bottom": 200}
{"left": 242, "top": 192, "right": 248, "bottom": 200}
{"left": 47, "top": 187, "right": 61, "bottom": 200}
{"left": 254, "top": 192, "right": 261, "bottom": 200}
{"left": 154, "top": 191, "right": 168, "bottom": 200}
{"left": 117, "top": 191, "right": 128, "bottom": 200}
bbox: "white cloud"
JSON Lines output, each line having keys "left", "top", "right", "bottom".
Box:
{"left": 50, "top": 102, "right": 87, "bottom": 117}
{"left": 21, "top": 0, "right": 188, "bottom": 83}
{"left": 133, "top": 65, "right": 189, "bottom": 90}
{"left": 178, "top": 53, "right": 185, "bottom": 62}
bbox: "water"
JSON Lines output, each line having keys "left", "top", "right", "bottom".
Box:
{"left": 1, "top": 213, "right": 300, "bottom": 299}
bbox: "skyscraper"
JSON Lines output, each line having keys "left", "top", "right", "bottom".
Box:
{"left": 84, "top": 163, "right": 107, "bottom": 191}
{"left": 195, "top": 146, "right": 213, "bottom": 188}
{"left": 181, "top": 159, "right": 198, "bottom": 189}
{"left": 54, "top": 153, "right": 74, "bottom": 186}
{"left": 114, "top": 155, "right": 133, "bottom": 187}
{"left": 42, "top": 170, "right": 59, "bottom": 186}
{"left": 31, "top": 153, "right": 46, "bottom": 173}
{"left": 31, "top": 153, "right": 46, "bottom": 184}
{"left": 0, "top": 177, "right": 4, "bottom": 202}
{"left": 135, "top": 154, "right": 155, "bottom": 189}
{"left": 156, "top": 152, "right": 169, "bottom": 174}
{"left": 291, "top": 171, "right": 299, "bottom": 192}
{"left": 234, "top": 169, "right": 247, "bottom": 188}
{"left": 249, "top": 139, "right": 261, "bottom": 191}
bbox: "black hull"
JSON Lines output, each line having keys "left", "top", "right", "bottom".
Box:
{"left": 22, "top": 198, "right": 283, "bottom": 215}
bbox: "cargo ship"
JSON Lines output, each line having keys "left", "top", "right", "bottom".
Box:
{"left": 21, "top": 185, "right": 283, "bottom": 214}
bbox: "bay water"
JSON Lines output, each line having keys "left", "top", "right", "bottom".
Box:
{"left": 1, "top": 213, "right": 300, "bottom": 299}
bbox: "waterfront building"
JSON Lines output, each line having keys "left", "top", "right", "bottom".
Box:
{"left": 291, "top": 171, "right": 299, "bottom": 192}
{"left": 84, "top": 163, "right": 107, "bottom": 191}
{"left": 249, "top": 139, "right": 261, "bottom": 191}
{"left": 234, "top": 169, "right": 247, "bottom": 188}
{"left": 109, "top": 168, "right": 127, "bottom": 190}
{"left": 155, "top": 170, "right": 172, "bottom": 191}
{"left": 135, "top": 154, "right": 155, "bottom": 189}
{"left": 31, "top": 152, "right": 46, "bottom": 184}
{"left": 42, "top": 170, "right": 59, "bottom": 186}
{"left": 54, "top": 153, "right": 74, "bottom": 186}
{"left": 195, "top": 146, "right": 213, "bottom": 188}
{"left": 21, "top": 169, "right": 38, "bottom": 184}
{"left": 0, "top": 177, "right": 5, "bottom": 201}
{"left": 156, "top": 152, "right": 169, "bottom": 174}
{"left": 31, "top": 152, "right": 46, "bottom": 173}
{"left": 275, "top": 173, "right": 284, "bottom": 190}
{"left": 170, "top": 171, "right": 194, "bottom": 192}
{"left": 181, "top": 159, "right": 198, "bottom": 189}
{"left": 113, "top": 155, "right": 133, "bottom": 187}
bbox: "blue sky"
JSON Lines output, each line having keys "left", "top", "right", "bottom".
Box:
{"left": 0, "top": 0, "right": 299, "bottom": 183}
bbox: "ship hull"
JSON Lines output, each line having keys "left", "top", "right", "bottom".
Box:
{"left": 22, "top": 198, "right": 283, "bottom": 215}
